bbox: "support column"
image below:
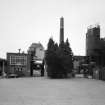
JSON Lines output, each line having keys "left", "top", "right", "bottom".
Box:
{"left": 2, "top": 61, "right": 5, "bottom": 77}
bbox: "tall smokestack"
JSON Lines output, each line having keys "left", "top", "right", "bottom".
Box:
{"left": 60, "top": 17, "right": 64, "bottom": 44}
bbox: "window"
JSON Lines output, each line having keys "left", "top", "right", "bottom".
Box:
{"left": 10, "top": 55, "right": 27, "bottom": 65}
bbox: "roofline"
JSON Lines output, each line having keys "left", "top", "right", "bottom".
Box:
{"left": 7, "top": 52, "right": 28, "bottom": 55}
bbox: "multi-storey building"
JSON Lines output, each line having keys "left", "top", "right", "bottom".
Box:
{"left": 86, "top": 24, "right": 105, "bottom": 66}
{"left": 7, "top": 53, "right": 30, "bottom": 76}
{"left": 27, "top": 43, "right": 45, "bottom": 76}
{"left": 28, "top": 43, "right": 45, "bottom": 60}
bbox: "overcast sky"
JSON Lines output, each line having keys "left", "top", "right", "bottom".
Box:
{"left": 0, "top": 0, "right": 105, "bottom": 58}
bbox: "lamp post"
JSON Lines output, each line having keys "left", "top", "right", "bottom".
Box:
{"left": 18, "top": 49, "right": 21, "bottom": 53}
{"left": 2, "top": 60, "right": 5, "bottom": 78}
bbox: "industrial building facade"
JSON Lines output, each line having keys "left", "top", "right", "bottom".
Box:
{"left": 28, "top": 43, "right": 45, "bottom": 76}
{"left": 7, "top": 53, "right": 30, "bottom": 76}
{"left": 86, "top": 25, "right": 105, "bottom": 66}
{"left": 28, "top": 43, "right": 45, "bottom": 60}
{"left": 0, "top": 58, "right": 7, "bottom": 76}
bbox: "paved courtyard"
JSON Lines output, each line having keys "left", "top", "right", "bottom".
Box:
{"left": 0, "top": 77, "right": 105, "bottom": 105}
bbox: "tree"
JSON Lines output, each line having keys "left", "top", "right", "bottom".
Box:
{"left": 45, "top": 38, "right": 58, "bottom": 77}
{"left": 64, "top": 39, "right": 73, "bottom": 73}
{"left": 45, "top": 38, "right": 73, "bottom": 78}
{"left": 58, "top": 39, "right": 73, "bottom": 77}
{"left": 45, "top": 38, "right": 55, "bottom": 66}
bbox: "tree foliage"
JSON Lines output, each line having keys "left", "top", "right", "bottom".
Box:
{"left": 45, "top": 38, "right": 73, "bottom": 78}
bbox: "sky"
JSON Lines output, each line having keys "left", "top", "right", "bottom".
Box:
{"left": 0, "top": 0, "right": 105, "bottom": 58}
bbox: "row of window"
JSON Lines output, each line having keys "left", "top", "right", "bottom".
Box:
{"left": 10, "top": 55, "right": 27, "bottom": 65}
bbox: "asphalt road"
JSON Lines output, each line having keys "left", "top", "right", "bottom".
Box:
{"left": 0, "top": 77, "right": 105, "bottom": 105}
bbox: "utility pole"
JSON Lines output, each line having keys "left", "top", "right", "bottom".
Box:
{"left": 2, "top": 60, "right": 5, "bottom": 78}
{"left": 18, "top": 49, "right": 21, "bottom": 53}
